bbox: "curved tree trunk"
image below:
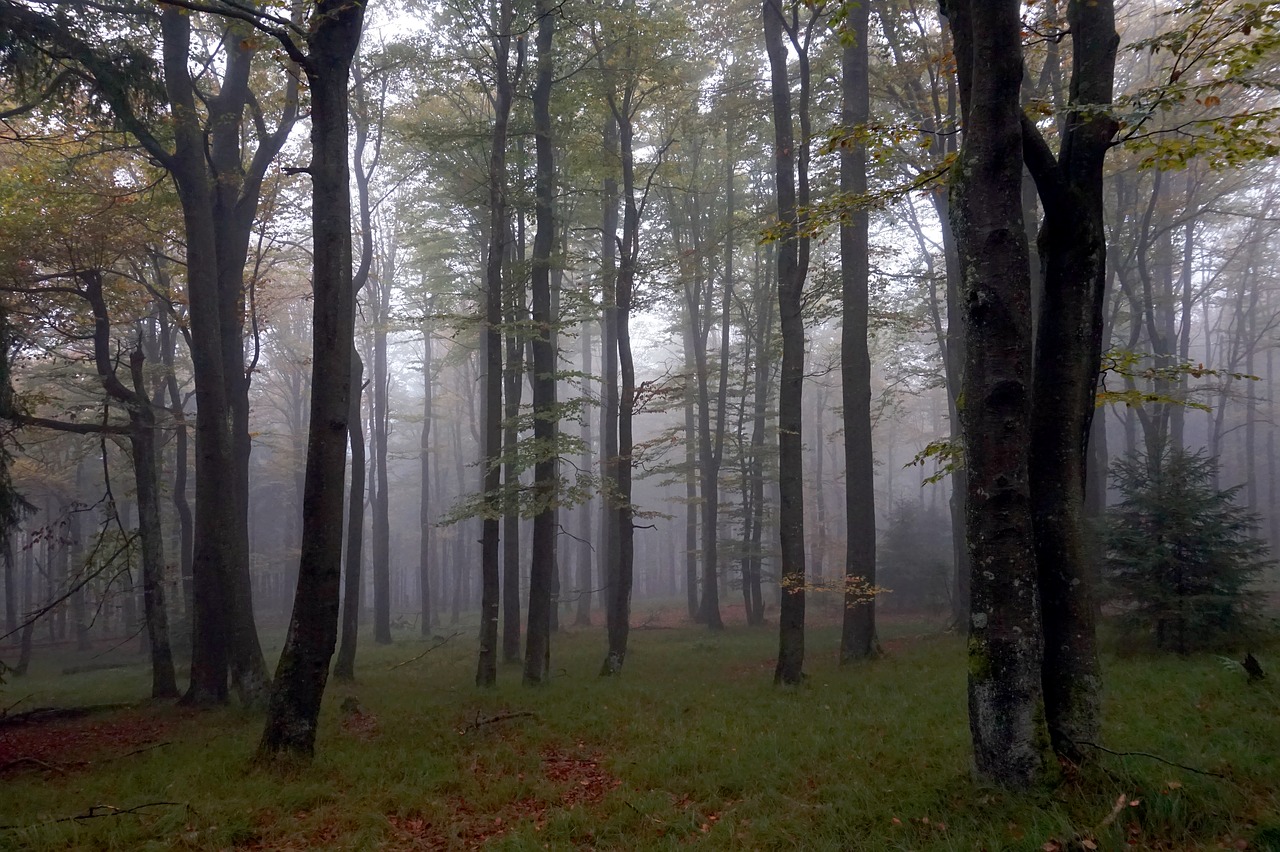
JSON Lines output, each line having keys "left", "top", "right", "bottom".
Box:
{"left": 256, "top": 0, "right": 363, "bottom": 760}
{"left": 1023, "top": 0, "right": 1117, "bottom": 762}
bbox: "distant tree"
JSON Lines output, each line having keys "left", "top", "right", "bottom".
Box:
{"left": 1105, "top": 445, "right": 1271, "bottom": 655}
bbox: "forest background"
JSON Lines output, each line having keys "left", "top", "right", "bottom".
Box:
{"left": 0, "top": 0, "right": 1278, "bottom": 847}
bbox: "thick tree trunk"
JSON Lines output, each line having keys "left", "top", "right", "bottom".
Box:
{"left": 523, "top": 1, "right": 557, "bottom": 685}
{"left": 943, "top": 0, "right": 1046, "bottom": 788}
{"left": 839, "top": 0, "right": 876, "bottom": 661}
{"left": 256, "top": 2, "right": 363, "bottom": 760}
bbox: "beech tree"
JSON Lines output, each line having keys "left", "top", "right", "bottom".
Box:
{"left": 940, "top": 0, "right": 1045, "bottom": 788}
{"left": 763, "top": 0, "right": 819, "bottom": 686}
{"left": 255, "top": 0, "right": 365, "bottom": 762}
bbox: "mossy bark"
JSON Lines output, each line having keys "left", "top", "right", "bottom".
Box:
{"left": 942, "top": 0, "right": 1047, "bottom": 788}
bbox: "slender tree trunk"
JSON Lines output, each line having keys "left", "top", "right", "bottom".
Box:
{"left": 682, "top": 314, "right": 700, "bottom": 621}
{"left": 601, "top": 68, "right": 639, "bottom": 675}
{"left": 764, "top": 0, "right": 812, "bottom": 685}
{"left": 575, "top": 323, "right": 594, "bottom": 626}
{"left": 84, "top": 273, "right": 177, "bottom": 697}
{"left": 256, "top": 2, "right": 363, "bottom": 760}
{"left": 477, "top": 1, "right": 518, "bottom": 687}
{"left": 840, "top": 0, "right": 876, "bottom": 662}
{"left": 523, "top": 1, "right": 557, "bottom": 684}
{"left": 502, "top": 224, "right": 525, "bottom": 662}
{"left": 599, "top": 114, "right": 623, "bottom": 669}
{"left": 333, "top": 350, "right": 365, "bottom": 682}
{"left": 372, "top": 272, "right": 392, "bottom": 646}
{"left": 420, "top": 320, "right": 434, "bottom": 635}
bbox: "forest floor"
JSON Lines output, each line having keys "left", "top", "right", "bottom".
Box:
{"left": 1, "top": 607, "right": 1278, "bottom": 850}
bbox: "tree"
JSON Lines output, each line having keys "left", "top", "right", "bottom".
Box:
{"left": 255, "top": 0, "right": 365, "bottom": 762}
{"left": 0, "top": 0, "right": 302, "bottom": 705}
{"left": 1106, "top": 445, "right": 1271, "bottom": 654}
{"left": 838, "top": 0, "right": 876, "bottom": 662}
{"left": 940, "top": 0, "right": 1046, "bottom": 788}
{"left": 763, "top": 0, "right": 818, "bottom": 686}
{"left": 523, "top": 0, "right": 558, "bottom": 685}
{"left": 476, "top": 0, "right": 521, "bottom": 689}
{"left": 1021, "top": 0, "right": 1118, "bottom": 764}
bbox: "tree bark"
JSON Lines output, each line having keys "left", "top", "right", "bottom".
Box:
{"left": 333, "top": 350, "right": 364, "bottom": 682}
{"left": 575, "top": 321, "right": 594, "bottom": 626}
{"left": 420, "top": 317, "right": 435, "bottom": 635}
{"left": 523, "top": 0, "right": 557, "bottom": 685}
{"left": 1022, "top": 0, "right": 1117, "bottom": 762}
{"left": 599, "top": 113, "right": 623, "bottom": 670}
{"left": 839, "top": 0, "right": 876, "bottom": 662}
{"left": 942, "top": 0, "right": 1046, "bottom": 788}
{"left": 764, "top": 0, "right": 812, "bottom": 685}
{"left": 477, "top": 0, "right": 518, "bottom": 687}
{"left": 256, "top": 0, "right": 363, "bottom": 760}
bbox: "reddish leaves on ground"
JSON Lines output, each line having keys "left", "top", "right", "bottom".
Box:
{"left": 386, "top": 743, "right": 622, "bottom": 850}
{"left": 0, "top": 706, "right": 174, "bottom": 776}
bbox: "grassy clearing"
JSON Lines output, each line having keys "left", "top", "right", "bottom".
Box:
{"left": 1, "top": 612, "right": 1278, "bottom": 850}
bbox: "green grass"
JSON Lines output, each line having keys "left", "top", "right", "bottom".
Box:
{"left": 2, "top": 613, "right": 1278, "bottom": 850}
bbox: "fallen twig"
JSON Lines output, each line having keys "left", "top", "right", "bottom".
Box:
{"left": 103, "top": 741, "right": 171, "bottom": 762}
{"left": 1073, "top": 740, "right": 1230, "bottom": 779}
{"left": 0, "top": 801, "right": 189, "bottom": 831}
{"left": 0, "top": 756, "right": 69, "bottom": 775}
{"left": 623, "top": 800, "right": 667, "bottom": 826}
{"left": 0, "top": 693, "right": 33, "bottom": 719}
{"left": 389, "top": 632, "right": 461, "bottom": 671}
{"left": 459, "top": 710, "right": 536, "bottom": 734}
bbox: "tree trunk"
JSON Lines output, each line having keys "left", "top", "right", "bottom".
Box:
{"left": 256, "top": 1, "right": 363, "bottom": 760}
{"left": 523, "top": 1, "right": 557, "bottom": 685}
{"left": 575, "top": 322, "right": 594, "bottom": 626}
{"left": 333, "top": 350, "right": 365, "bottom": 682}
{"left": 1022, "top": 0, "right": 1117, "bottom": 761}
{"left": 84, "top": 272, "right": 177, "bottom": 698}
{"left": 764, "top": 0, "right": 812, "bottom": 685}
{"left": 371, "top": 270, "right": 392, "bottom": 646}
{"left": 599, "top": 114, "right": 623, "bottom": 669}
{"left": 943, "top": 0, "right": 1046, "bottom": 788}
{"left": 420, "top": 319, "right": 434, "bottom": 635}
{"left": 502, "top": 222, "right": 525, "bottom": 663}
{"left": 840, "top": 0, "right": 876, "bottom": 662}
{"left": 682, "top": 313, "right": 700, "bottom": 621}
